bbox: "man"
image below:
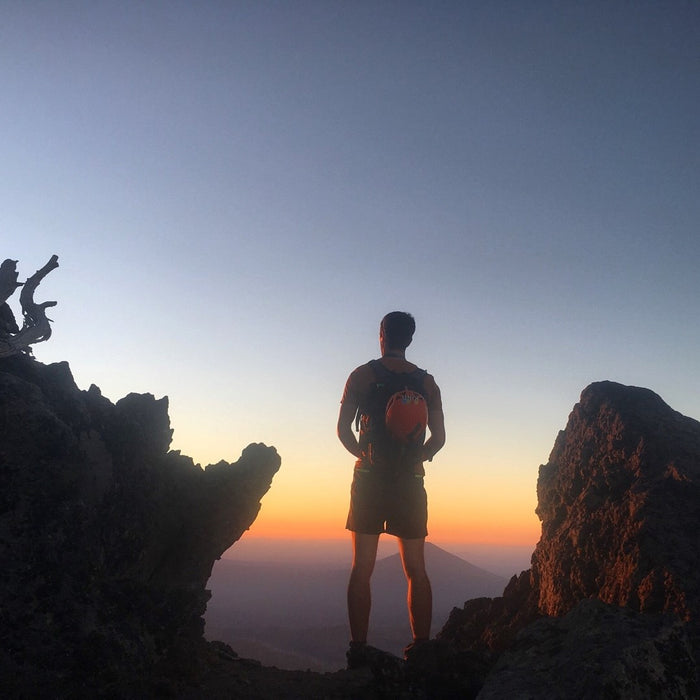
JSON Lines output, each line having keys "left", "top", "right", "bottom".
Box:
{"left": 337, "top": 311, "right": 446, "bottom": 668}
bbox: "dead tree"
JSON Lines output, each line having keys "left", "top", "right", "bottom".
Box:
{"left": 0, "top": 255, "right": 59, "bottom": 358}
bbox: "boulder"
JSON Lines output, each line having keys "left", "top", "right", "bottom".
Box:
{"left": 440, "top": 381, "right": 700, "bottom": 695}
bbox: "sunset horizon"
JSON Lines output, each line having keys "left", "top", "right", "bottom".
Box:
{"left": 4, "top": 0, "right": 698, "bottom": 602}
{"left": 4, "top": 2, "right": 698, "bottom": 692}
{"left": 238, "top": 508, "right": 541, "bottom": 548}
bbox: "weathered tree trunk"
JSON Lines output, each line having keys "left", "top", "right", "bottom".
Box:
{"left": 0, "top": 259, "right": 23, "bottom": 305}
{"left": 0, "top": 255, "right": 59, "bottom": 358}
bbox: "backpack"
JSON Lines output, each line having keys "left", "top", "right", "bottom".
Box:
{"left": 355, "top": 360, "right": 429, "bottom": 474}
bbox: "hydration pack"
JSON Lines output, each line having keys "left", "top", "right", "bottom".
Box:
{"left": 355, "top": 360, "right": 428, "bottom": 474}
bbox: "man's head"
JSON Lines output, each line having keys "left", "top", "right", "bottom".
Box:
{"left": 380, "top": 311, "right": 416, "bottom": 352}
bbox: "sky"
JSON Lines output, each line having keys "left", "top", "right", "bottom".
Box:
{"left": 2, "top": 1, "right": 699, "bottom": 550}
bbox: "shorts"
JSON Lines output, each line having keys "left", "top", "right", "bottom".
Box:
{"left": 345, "top": 468, "right": 428, "bottom": 539}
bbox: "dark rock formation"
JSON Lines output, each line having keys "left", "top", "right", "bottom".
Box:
{"left": 533, "top": 381, "right": 700, "bottom": 623}
{"left": 438, "top": 567, "right": 540, "bottom": 661}
{"left": 439, "top": 381, "right": 700, "bottom": 697}
{"left": 0, "top": 354, "right": 280, "bottom": 696}
{"left": 4, "top": 364, "right": 700, "bottom": 698}
{"left": 478, "top": 599, "right": 697, "bottom": 700}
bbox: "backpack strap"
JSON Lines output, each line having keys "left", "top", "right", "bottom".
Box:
{"left": 368, "top": 358, "right": 391, "bottom": 379}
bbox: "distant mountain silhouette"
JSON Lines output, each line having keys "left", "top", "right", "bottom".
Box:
{"left": 205, "top": 542, "right": 507, "bottom": 670}
{"left": 374, "top": 542, "right": 507, "bottom": 614}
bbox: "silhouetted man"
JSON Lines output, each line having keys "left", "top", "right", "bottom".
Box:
{"left": 337, "top": 311, "right": 445, "bottom": 668}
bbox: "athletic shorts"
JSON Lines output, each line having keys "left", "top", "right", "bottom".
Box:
{"left": 345, "top": 468, "right": 428, "bottom": 539}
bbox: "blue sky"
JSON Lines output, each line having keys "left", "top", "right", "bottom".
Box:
{"left": 2, "top": 1, "right": 699, "bottom": 544}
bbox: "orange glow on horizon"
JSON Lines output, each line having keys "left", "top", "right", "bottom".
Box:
{"left": 245, "top": 513, "right": 541, "bottom": 547}
{"left": 249, "top": 455, "right": 542, "bottom": 547}
{"left": 427, "top": 518, "right": 540, "bottom": 546}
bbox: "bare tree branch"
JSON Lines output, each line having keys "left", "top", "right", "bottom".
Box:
{"left": 0, "top": 255, "right": 59, "bottom": 358}
{"left": 20, "top": 255, "right": 59, "bottom": 329}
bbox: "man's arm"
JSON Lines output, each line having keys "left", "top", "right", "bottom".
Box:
{"left": 337, "top": 401, "right": 361, "bottom": 459}
{"left": 422, "top": 407, "right": 445, "bottom": 462}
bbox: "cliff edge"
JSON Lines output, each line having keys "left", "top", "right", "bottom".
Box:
{"left": 0, "top": 354, "right": 280, "bottom": 696}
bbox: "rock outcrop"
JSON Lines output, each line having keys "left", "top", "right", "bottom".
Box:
{"left": 533, "top": 381, "right": 700, "bottom": 622}
{"left": 4, "top": 363, "right": 700, "bottom": 698}
{"left": 478, "top": 599, "right": 696, "bottom": 699}
{"left": 0, "top": 354, "right": 280, "bottom": 696}
{"left": 439, "top": 381, "right": 700, "bottom": 697}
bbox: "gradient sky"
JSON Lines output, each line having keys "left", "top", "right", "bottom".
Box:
{"left": 3, "top": 1, "right": 699, "bottom": 548}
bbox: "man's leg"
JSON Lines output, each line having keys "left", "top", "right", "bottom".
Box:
{"left": 347, "top": 532, "right": 380, "bottom": 642}
{"left": 398, "top": 537, "right": 432, "bottom": 641}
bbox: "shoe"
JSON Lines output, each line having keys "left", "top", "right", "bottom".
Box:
{"left": 403, "top": 637, "right": 430, "bottom": 661}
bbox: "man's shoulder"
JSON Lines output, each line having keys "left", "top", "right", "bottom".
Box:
{"left": 341, "top": 361, "right": 378, "bottom": 405}
{"left": 347, "top": 359, "right": 439, "bottom": 386}
{"left": 343, "top": 361, "right": 378, "bottom": 391}
{"left": 348, "top": 360, "right": 377, "bottom": 378}
{"left": 423, "top": 370, "right": 439, "bottom": 387}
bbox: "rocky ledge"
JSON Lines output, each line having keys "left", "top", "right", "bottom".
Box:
{"left": 0, "top": 354, "right": 280, "bottom": 696}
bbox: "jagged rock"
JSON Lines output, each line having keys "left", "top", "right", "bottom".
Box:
{"left": 477, "top": 599, "right": 698, "bottom": 700}
{"left": 0, "top": 354, "right": 280, "bottom": 696}
{"left": 439, "top": 381, "right": 700, "bottom": 695}
{"left": 533, "top": 381, "right": 700, "bottom": 624}
{"left": 438, "top": 567, "right": 540, "bottom": 657}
